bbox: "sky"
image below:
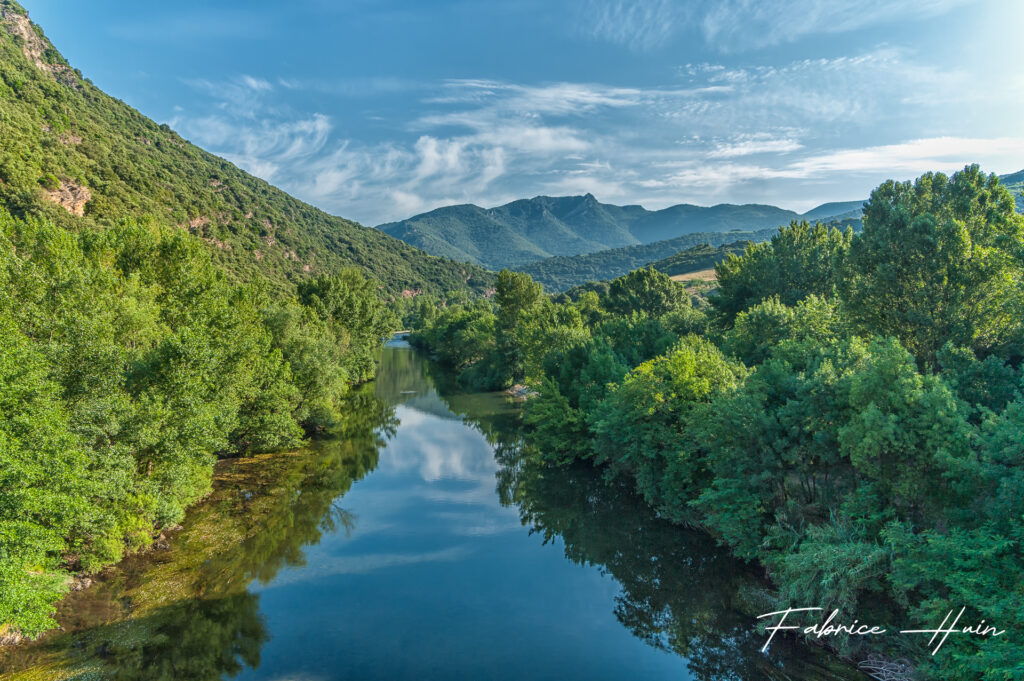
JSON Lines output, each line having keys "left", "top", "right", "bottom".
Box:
{"left": 20, "top": 0, "right": 1024, "bottom": 225}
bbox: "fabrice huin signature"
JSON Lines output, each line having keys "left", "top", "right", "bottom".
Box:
{"left": 758, "top": 606, "right": 1005, "bottom": 655}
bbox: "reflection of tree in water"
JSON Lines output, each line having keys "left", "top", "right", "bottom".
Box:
{"left": 373, "top": 346, "right": 863, "bottom": 681}
{"left": 103, "top": 594, "right": 267, "bottom": 681}
{"left": 1, "top": 387, "right": 397, "bottom": 681}
{"left": 197, "top": 387, "right": 396, "bottom": 593}
{"left": 489, "top": 436, "right": 863, "bottom": 680}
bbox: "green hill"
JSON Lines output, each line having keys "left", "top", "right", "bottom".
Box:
{"left": 798, "top": 200, "right": 864, "bottom": 222}
{"left": 1000, "top": 169, "right": 1024, "bottom": 211}
{"left": 0, "top": 1, "right": 490, "bottom": 297}
{"left": 626, "top": 202, "right": 798, "bottom": 243}
{"left": 378, "top": 194, "right": 864, "bottom": 270}
{"left": 648, "top": 242, "right": 749, "bottom": 277}
{"left": 516, "top": 227, "right": 782, "bottom": 292}
{"left": 378, "top": 194, "right": 641, "bottom": 269}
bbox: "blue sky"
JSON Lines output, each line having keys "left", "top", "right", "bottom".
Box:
{"left": 22, "top": 0, "right": 1024, "bottom": 225}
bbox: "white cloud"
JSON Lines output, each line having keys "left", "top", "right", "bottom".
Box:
{"left": 707, "top": 133, "right": 803, "bottom": 158}
{"left": 240, "top": 74, "right": 272, "bottom": 91}
{"left": 167, "top": 49, "right": 1022, "bottom": 225}
{"left": 626, "top": 137, "right": 1024, "bottom": 198}
{"left": 790, "top": 136, "right": 1024, "bottom": 175}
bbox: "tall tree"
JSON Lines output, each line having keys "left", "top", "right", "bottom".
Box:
{"left": 493, "top": 269, "right": 543, "bottom": 384}
{"left": 840, "top": 165, "right": 1024, "bottom": 366}
{"left": 713, "top": 220, "right": 851, "bottom": 325}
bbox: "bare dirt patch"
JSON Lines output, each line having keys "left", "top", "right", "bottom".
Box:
{"left": 44, "top": 180, "right": 91, "bottom": 215}
{"left": 670, "top": 268, "right": 718, "bottom": 282}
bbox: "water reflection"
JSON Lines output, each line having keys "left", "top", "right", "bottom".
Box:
{"left": 416, "top": 344, "right": 863, "bottom": 681}
{"left": 0, "top": 387, "right": 395, "bottom": 680}
{"left": 497, "top": 461, "right": 860, "bottom": 681}
{"left": 0, "top": 341, "right": 863, "bottom": 681}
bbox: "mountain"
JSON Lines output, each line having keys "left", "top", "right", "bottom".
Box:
{"left": 377, "top": 194, "right": 641, "bottom": 269}
{"left": 626, "top": 203, "right": 799, "bottom": 244}
{"left": 378, "top": 194, "right": 864, "bottom": 270}
{"left": 0, "top": 2, "right": 490, "bottom": 297}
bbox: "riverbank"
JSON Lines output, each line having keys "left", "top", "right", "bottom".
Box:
{"left": 2, "top": 345, "right": 869, "bottom": 681}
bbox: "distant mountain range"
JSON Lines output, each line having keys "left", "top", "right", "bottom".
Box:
{"left": 377, "top": 194, "right": 865, "bottom": 270}
{"left": 377, "top": 170, "right": 1024, "bottom": 280}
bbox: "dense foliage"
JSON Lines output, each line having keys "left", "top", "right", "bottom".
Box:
{"left": 0, "top": 207, "right": 395, "bottom": 638}
{"left": 0, "top": 1, "right": 490, "bottom": 298}
{"left": 412, "top": 166, "right": 1024, "bottom": 680}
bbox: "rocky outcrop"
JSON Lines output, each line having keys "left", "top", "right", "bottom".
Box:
{"left": 0, "top": 626, "right": 23, "bottom": 647}
{"left": 505, "top": 384, "right": 537, "bottom": 400}
{"left": 44, "top": 180, "right": 91, "bottom": 215}
{"left": 0, "top": 7, "right": 79, "bottom": 88}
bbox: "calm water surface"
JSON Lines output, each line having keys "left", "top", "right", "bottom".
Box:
{"left": 0, "top": 341, "right": 865, "bottom": 681}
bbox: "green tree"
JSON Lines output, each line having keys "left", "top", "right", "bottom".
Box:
{"left": 590, "top": 336, "right": 746, "bottom": 523}
{"left": 298, "top": 269, "right": 397, "bottom": 383}
{"left": 603, "top": 267, "right": 688, "bottom": 318}
{"left": 840, "top": 165, "right": 1024, "bottom": 366}
{"left": 493, "top": 269, "right": 543, "bottom": 385}
{"left": 0, "top": 313, "right": 89, "bottom": 637}
{"left": 713, "top": 220, "right": 850, "bottom": 325}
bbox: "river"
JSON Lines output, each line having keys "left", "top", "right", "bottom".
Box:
{"left": 0, "top": 340, "right": 866, "bottom": 680}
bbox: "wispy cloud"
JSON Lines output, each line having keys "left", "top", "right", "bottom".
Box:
{"left": 698, "top": 0, "right": 980, "bottom": 51}
{"left": 707, "top": 133, "right": 803, "bottom": 158}
{"left": 790, "top": 136, "right": 1024, "bottom": 175}
{"left": 580, "top": 0, "right": 982, "bottom": 52}
{"left": 262, "top": 546, "right": 470, "bottom": 588}
{"left": 579, "top": 0, "right": 682, "bottom": 51}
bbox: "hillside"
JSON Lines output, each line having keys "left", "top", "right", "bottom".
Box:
{"left": 1000, "top": 169, "right": 1024, "bottom": 211}
{"left": 0, "top": 1, "right": 491, "bottom": 297}
{"left": 516, "top": 227, "right": 782, "bottom": 292}
{"left": 649, "top": 242, "right": 749, "bottom": 278}
{"left": 378, "top": 194, "right": 641, "bottom": 269}
{"left": 378, "top": 194, "right": 864, "bottom": 270}
{"left": 626, "top": 202, "right": 797, "bottom": 243}
{"left": 798, "top": 200, "right": 864, "bottom": 222}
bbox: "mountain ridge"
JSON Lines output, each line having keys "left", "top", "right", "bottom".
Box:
{"left": 377, "top": 194, "right": 864, "bottom": 270}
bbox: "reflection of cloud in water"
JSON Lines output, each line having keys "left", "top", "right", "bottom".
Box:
{"left": 416, "top": 482, "right": 501, "bottom": 507}
{"left": 381, "top": 406, "right": 499, "bottom": 486}
{"left": 428, "top": 509, "right": 523, "bottom": 537}
{"left": 261, "top": 546, "right": 470, "bottom": 588}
